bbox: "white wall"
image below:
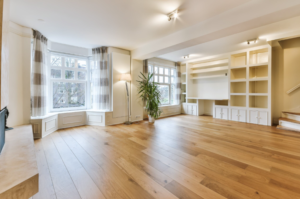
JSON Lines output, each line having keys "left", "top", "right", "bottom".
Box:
{"left": 7, "top": 22, "right": 31, "bottom": 127}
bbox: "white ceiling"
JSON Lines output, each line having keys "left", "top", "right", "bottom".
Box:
{"left": 10, "top": 0, "right": 251, "bottom": 50}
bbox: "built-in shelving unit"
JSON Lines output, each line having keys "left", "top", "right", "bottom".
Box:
{"left": 180, "top": 45, "right": 271, "bottom": 125}
{"left": 228, "top": 46, "right": 271, "bottom": 125}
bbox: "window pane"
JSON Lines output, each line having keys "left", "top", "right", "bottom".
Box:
{"left": 78, "top": 60, "right": 87, "bottom": 69}
{"left": 158, "top": 85, "right": 170, "bottom": 105}
{"left": 165, "top": 76, "right": 169, "bottom": 83}
{"left": 78, "top": 71, "right": 86, "bottom": 80}
{"left": 171, "top": 77, "right": 174, "bottom": 83}
{"left": 51, "top": 55, "right": 62, "bottom": 67}
{"left": 154, "top": 66, "right": 158, "bottom": 74}
{"left": 159, "top": 76, "right": 164, "bottom": 83}
{"left": 154, "top": 75, "right": 158, "bottom": 82}
{"left": 65, "top": 58, "right": 75, "bottom": 68}
{"left": 65, "top": 70, "right": 75, "bottom": 79}
{"left": 51, "top": 69, "right": 61, "bottom": 79}
{"left": 171, "top": 84, "right": 176, "bottom": 105}
{"left": 148, "top": 65, "right": 153, "bottom": 73}
{"left": 165, "top": 68, "right": 169, "bottom": 75}
{"left": 159, "top": 67, "right": 164, "bottom": 75}
{"left": 53, "top": 82, "right": 86, "bottom": 109}
{"left": 171, "top": 69, "right": 174, "bottom": 76}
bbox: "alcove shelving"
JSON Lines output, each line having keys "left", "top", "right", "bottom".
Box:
{"left": 249, "top": 64, "right": 268, "bottom": 79}
{"left": 190, "top": 59, "right": 228, "bottom": 80}
{"left": 230, "top": 67, "right": 246, "bottom": 80}
{"left": 249, "top": 48, "right": 268, "bottom": 65}
{"left": 215, "top": 100, "right": 229, "bottom": 106}
{"left": 249, "top": 95, "right": 268, "bottom": 108}
{"left": 230, "top": 95, "right": 246, "bottom": 107}
{"left": 249, "top": 80, "right": 268, "bottom": 93}
{"left": 228, "top": 45, "right": 271, "bottom": 125}
{"left": 231, "top": 81, "right": 246, "bottom": 94}
{"left": 231, "top": 52, "right": 247, "bottom": 67}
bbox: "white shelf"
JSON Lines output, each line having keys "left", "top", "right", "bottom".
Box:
{"left": 230, "top": 79, "right": 246, "bottom": 82}
{"left": 230, "top": 93, "right": 246, "bottom": 95}
{"left": 191, "top": 74, "right": 227, "bottom": 80}
{"left": 191, "top": 59, "right": 228, "bottom": 69}
{"left": 191, "top": 66, "right": 228, "bottom": 74}
{"left": 249, "top": 77, "right": 268, "bottom": 81}
{"left": 182, "top": 82, "right": 187, "bottom": 84}
{"left": 187, "top": 97, "right": 229, "bottom": 100}
{"left": 182, "top": 72, "right": 187, "bottom": 75}
{"left": 230, "top": 65, "right": 247, "bottom": 69}
{"left": 249, "top": 93, "right": 268, "bottom": 96}
{"left": 249, "top": 62, "right": 268, "bottom": 67}
{"left": 182, "top": 93, "right": 186, "bottom": 95}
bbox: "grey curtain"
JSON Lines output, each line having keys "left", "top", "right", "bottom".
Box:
{"left": 31, "top": 30, "right": 48, "bottom": 117}
{"left": 175, "top": 62, "right": 181, "bottom": 104}
{"left": 91, "top": 47, "right": 110, "bottom": 110}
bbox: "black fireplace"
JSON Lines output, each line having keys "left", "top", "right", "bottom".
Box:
{"left": 0, "top": 107, "right": 7, "bottom": 153}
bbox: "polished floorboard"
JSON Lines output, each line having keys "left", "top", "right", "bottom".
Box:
{"left": 32, "top": 115, "right": 300, "bottom": 199}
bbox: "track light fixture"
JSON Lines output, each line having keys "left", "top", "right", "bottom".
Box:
{"left": 168, "top": 10, "right": 178, "bottom": 21}
{"left": 183, "top": 55, "right": 189, "bottom": 59}
{"left": 247, "top": 38, "right": 258, "bottom": 45}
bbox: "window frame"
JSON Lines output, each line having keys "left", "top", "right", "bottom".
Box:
{"left": 49, "top": 52, "right": 90, "bottom": 112}
{"left": 148, "top": 63, "right": 176, "bottom": 106}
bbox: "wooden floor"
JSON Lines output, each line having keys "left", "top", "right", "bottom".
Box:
{"left": 32, "top": 115, "right": 300, "bottom": 199}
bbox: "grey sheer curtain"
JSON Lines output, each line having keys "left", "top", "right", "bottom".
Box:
{"left": 31, "top": 30, "right": 48, "bottom": 117}
{"left": 91, "top": 47, "right": 110, "bottom": 110}
{"left": 175, "top": 62, "right": 181, "bottom": 104}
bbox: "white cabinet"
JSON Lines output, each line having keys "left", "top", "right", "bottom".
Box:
{"left": 249, "top": 110, "right": 268, "bottom": 125}
{"left": 215, "top": 107, "right": 228, "bottom": 120}
{"left": 231, "top": 108, "right": 246, "bottom": 122}
{"left": 182, "top": 104, "right": 198, "bottom": 116}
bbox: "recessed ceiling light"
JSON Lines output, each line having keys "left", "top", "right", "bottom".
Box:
{"left": 247, "top": 38, "right": 257, "bottom": 45}
{"left": 168, "top": 10, "right": 178, "bottom": 21}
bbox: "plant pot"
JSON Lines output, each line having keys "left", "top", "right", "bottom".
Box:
{"left": 148, "top": 115, "right": 155, "bottom": 123}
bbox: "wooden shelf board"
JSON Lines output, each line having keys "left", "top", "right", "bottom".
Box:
{"left": 191, "top": 66, "right": 228, "bottom": 74}
{"left": 191, "top": 74, "right": 227, "bottom": 79}
{"left": 249, "top": 62, "right": 269, "bottom": 67}
{"left": 230, "top": 93, "right": 246, "bottom": 96}
{"left": 191, "top": 59, "right": 228, "bottom": 69}
{"left": 249, "top": 93, "right": 268, "bottom": 96}
{"left": 230, "top": 65, "right": 247, "bottom": 69}
{"left": 249, "top": 77, "right": 268, "bottom": 81}
{"left": 230, "top": 79, "right": 247, "bottom": 82}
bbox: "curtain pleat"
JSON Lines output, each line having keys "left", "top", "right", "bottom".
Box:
{"left": 31, "top": 30, "right": 48, "bottom": 117}
{"left": 175, "top": 62, "right": 181, "bottom": 105}
{"left": 91, "top": 47, "right": 110, "bottom": 110}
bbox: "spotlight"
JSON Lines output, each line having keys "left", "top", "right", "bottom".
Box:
{"left": 247, "top": 38, "right": 258, "bottom": 45}
{"left": 183, "top": 55, "right": 189, "bottom": 59}
{"left": 168, "top": 10, "right": 178, "bottom": 21}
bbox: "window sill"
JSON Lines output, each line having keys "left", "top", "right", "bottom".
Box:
{"left": 31, "top": 109, "right": 112, "bottom": 120}
{"left": 159, "top": 104, "right": 180, "bottom": 108}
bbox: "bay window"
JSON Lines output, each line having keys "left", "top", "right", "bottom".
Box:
{"left": 49, "top": 53, "right": 89, "bottom": 111}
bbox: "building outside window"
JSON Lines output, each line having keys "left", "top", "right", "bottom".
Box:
{"left": 49, "top": 53, "right": 89, "bottom": 111}
{"left": 148, "top": 63, "right": 176, "bottom": 105}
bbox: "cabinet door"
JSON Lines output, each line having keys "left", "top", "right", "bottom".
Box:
{"left": 183, "top": 104, "right": 188, "bottom": 114}
{"left": 231, "top": 109, "right": 239, "bottom": 121}
{"left": 187, "top": 105, "right": 193, "bottom": 115}
{"left": 215, "top": 107, "right": 222, "bottom": 119}
{"left": 193, "top": 105, "right": 198, "bottom": 116}
{"left": 258, "top": 111, "right": 268, "bottom": 126}
{"left": 249, "top": 110, "right": 258, "bottom": 124}
{"left": 222, "top": 108, "right": 228, "bottom": 120}
{"left": 239, "top": 109, "right": 247, "bottom": 122}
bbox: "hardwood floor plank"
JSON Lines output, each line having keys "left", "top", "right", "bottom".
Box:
{"left": 59, "top": 129, "right": 130, "bottom": 199}
{"left": 50, "top": 131, "right": 106, "bottom": 199}
{"left": 41, "top": 136, "right": 81, "bottom": 199}
{"left": 32, "top": 140, "right": 56, "bottom": 199}
{"left": 164, "top": 180, "right": 204, "bottom": 199}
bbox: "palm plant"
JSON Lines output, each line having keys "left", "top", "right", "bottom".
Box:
{"left": 137, "top": 72, "right": 162, "bottom": 120}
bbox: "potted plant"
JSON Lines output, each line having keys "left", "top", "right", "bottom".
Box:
{"left": 137, "top": 72, "right": 162, "bottom": 123}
